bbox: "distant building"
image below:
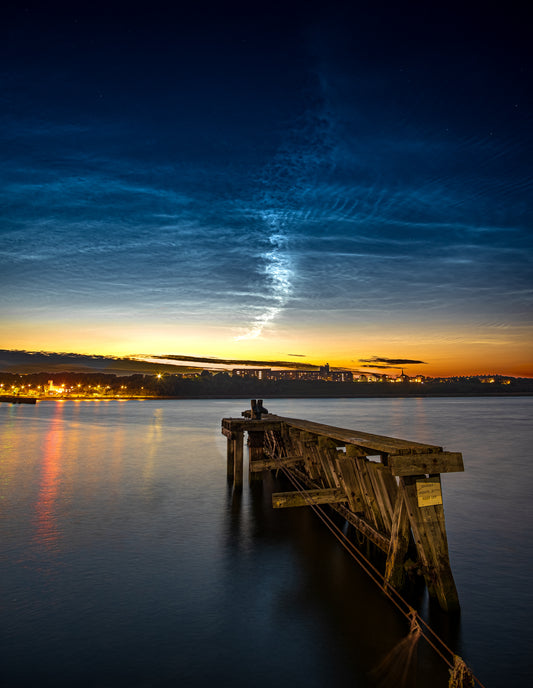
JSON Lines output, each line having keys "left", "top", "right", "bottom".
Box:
{"left": 398, "top": 369, "right": 410, "bottom": 383}
{"left": 47, "top": 380, "right": 65, "bottom": 395}
{"left": 357, "top": 373, "right": 380, "bottom": 382}
{"left": 232, "top": 368, "right": 271, "bottom": 380}
{"left": 232, "top": 363, "right": 353, "bottom": 383}
{"left": 330, "top": 371, "right": 353, "bottom": 382}
{"left": 268, "top": 370, "right": 320, "bottom": 381}
{"left": 319, "top": 363, "right": 330, "bottom": 378}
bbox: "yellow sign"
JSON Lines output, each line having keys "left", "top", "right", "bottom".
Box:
{"left": 416, "top": 480, "right": 442, "bottom": 507}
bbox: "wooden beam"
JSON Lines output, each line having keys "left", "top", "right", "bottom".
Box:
{"left": 333, "top": 503, "right": 391, "bottom": 553}
{"left": 270, "top": 415, "right": 443, "bottom": 455}
{"left": 249, "top": 454, "right": 303, "bottom": 471}
{"left": 272, "top": 488, "right": 347, "bottom": 509}
{"left": 388, "top": 452, "right": 464, "bottom": 476}
{"left": 221, "top": 418, "right": 283, "bottom": 433}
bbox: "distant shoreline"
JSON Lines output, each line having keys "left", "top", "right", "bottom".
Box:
{"left": 3, "top": 391, "right": 532, "bottom": 404}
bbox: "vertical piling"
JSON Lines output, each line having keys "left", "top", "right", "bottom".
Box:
{"left": 399, "top": 475, "right": 459, "bottom": 611}
{"left": 248, "top": 431, "right": 265, "bottom": 482}
{"left": 227, "top": 435, "right": 235, "bottom": 480}
{"left": 233, "top": 430, "right": 244, "bottom": 488}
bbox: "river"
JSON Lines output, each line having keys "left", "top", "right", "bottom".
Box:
{"left": 1, "top": 397, "right": 531, "bottom": 687}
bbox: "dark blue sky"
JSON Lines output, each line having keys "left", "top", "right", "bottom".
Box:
{"left": 1, "top": 1, "right": 532, "bottom": 375}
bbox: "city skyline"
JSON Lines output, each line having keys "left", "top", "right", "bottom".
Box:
{"left": 2, "top": 2, "right": 532, "bottom": 378}
{"left": 0, "top": 348, "right": 528, "bottom": 380}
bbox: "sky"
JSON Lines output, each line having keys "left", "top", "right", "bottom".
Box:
{"left": 1, "top": 0, "right": 532, "bottom": 376}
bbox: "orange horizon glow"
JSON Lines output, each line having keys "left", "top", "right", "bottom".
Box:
{"left": 2, "top": 317, "right": 531, "bottom": 378}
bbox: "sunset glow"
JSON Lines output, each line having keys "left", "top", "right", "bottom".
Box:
{"left": 1, "top": 3, "right": 531, "bottom": 379}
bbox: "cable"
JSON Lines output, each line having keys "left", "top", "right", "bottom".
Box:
{"left": 268, "top": 451, "right": 486, "bottom": 688}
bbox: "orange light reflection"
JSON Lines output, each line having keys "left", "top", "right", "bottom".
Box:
{"left": 34, "top": 402, "right": 64, "bottom": 548}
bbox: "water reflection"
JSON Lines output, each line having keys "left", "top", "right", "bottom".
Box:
{"left": 34, "top": 402, "right": 64, "bottom": 548}
{"left": 141, "top": 407, "right": 163, "bottom": 487}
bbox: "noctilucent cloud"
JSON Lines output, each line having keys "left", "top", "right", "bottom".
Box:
{"left": 1, "top": 1, "right": 532, "bottom": 376}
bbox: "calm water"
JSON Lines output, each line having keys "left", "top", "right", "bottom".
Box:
{"left": 1, "top": 397, "right": 532, "bottom": 687}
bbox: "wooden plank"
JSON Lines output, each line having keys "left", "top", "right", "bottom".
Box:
{"left": 335, "top": 454, "right": 367, "bottom": 515}
{"left": 317, "top": 439, "right": 342, "bottom": 488}
{"left": 344, "top": 448, "right": 376, "bottom": 525}
{"left": 367, "top": 463, "right": 393, "bottom": 533}
{"left": 221, "top": 426, "right": 234, "bottom": 439}
{"left": 344, "top": 449, "right": 386, "bottom": 533}
{"left": 250, "top": 454, "right": 304, "bottom": 471}
{"left": 299, "top": 432, "right": 323, "bottom": 482}
{"left": 388, "top": 452, "right": 464, "bottom": 476}
{"left": 384, "top": 493, "right": 411, "bottom": 589}
{"left": 272, "top": 488, "right": 347, "bottom": 509}
{"left": 267, "top": 415, "right": 442, "bottom": 455}
{"left": 375, "top": 465, "right": 398, "bottom": 525}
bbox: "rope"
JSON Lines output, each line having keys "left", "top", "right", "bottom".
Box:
{"left": 449, "top": 656, "right": 475, "bottom": 688}
{"left": 369, "top": 609, "right": 421, "bottom": 687}
{"left": 268, "top": 451, "right": 486, "bottom": 688}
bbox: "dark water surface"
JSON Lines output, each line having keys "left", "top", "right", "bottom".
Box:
{"left": 1, "top": 397, "right": 531, "bottom": 687}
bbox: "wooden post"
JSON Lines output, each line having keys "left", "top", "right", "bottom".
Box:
{"left": 233, "top": 430, "right": 244, "bottom": 488}
{"left": 227, "top": 435, "right": 234, "bottom": 480}
{"left": 399, "top": 475, "right": 459, "bottom": 611}
{"left": 248, "top": 431, "right": 264, "bottom": 482}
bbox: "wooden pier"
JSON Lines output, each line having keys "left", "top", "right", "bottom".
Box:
{"left": 222, "top": 400, "right": 464, "bottom": 612}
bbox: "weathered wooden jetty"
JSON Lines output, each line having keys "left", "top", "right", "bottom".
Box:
{"left": 222, "top": 400, "right": 464, "bottom": 612}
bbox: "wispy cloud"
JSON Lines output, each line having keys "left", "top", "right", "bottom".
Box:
{"left": 360, "top": 357, "right": 427, "bottom": 368}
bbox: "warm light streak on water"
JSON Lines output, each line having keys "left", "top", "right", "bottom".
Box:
{"left": 34, "top": 402, "right": 64, "bottom": 548}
